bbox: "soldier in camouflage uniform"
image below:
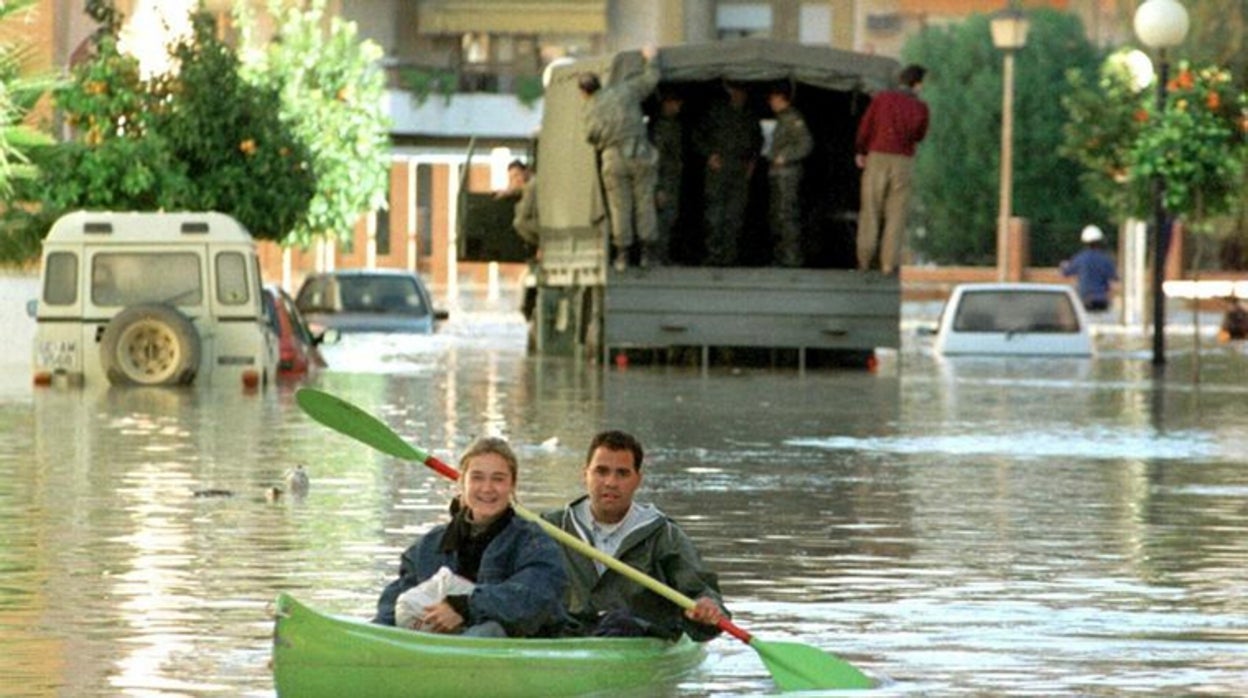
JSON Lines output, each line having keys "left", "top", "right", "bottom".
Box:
{"left": 651, "top": 92, "right": 684, "bottom": 265}
{"left": 580, "top": 46, "right": 661, "bottom": 271}
{"left": 766, "top": 88, "right": 813, "bottom": 267}
{"left": 692, "top": 83, "right": 762, "bottom": 266}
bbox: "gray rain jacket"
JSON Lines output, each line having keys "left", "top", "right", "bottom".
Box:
{"left": 543, "top": 496, "right": 726, "bottom": 642}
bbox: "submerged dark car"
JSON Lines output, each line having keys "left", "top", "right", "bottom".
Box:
{"left": 295, "top": 270, "right": 448, "bottom": 335}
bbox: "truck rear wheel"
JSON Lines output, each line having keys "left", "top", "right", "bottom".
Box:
{"left": 100, "top": 304, "right": 202, "bottom": 386}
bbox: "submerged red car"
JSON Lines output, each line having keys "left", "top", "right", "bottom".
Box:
{"left": 263, "top": 285, "right": 327, "bottom": 379}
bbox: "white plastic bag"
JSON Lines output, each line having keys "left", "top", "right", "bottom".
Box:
{"left": 395, "top": 566, "right": 476, "bottom": 630}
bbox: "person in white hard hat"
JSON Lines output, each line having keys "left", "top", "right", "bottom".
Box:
{"left": 1060, "top": 225, "right": 1119, "bottom": 311}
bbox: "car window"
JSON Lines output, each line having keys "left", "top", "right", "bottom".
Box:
{"left": 92, "top": 252, "right": 202, "bottom": 307}
{"left": 262, "top": 290, "right": 281, "bottom": 336}
{"left": 216, "top": 251, "right": 251, "bottom": 305}
{"left": 953, "top": 291, "right": 1080, "bottom": 334}
{"left": 296, "top": 277, "right": 334, "bottom": 313}
{"left": 339, "top": 276, "right": 428, "bottom": 315}
{"left": 42, "top": 252, "right": 78, "bottom": 306}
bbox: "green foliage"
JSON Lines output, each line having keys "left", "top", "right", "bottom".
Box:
{"left": 1064, "top": 60, "right": 1246, "bottom": 232}
{"left": 237, "top": 0, "right": 391, "bottom": 249}
{"left": 0, "top": 0, "right": 58, "bottom": 202}
{"left": 150, "top": 11, "right": 314, "bottom": 241}
{"left": 1058, "top": 59, "right": 1150, "bottom": 221}
{"left": 905, "top": 10, "right": 1107, "bottom": 265}
{"left": 1131, "top": 64, "right": 1246, "bottom": 226}
{"left": 3, "top": 0, "right": 315, "bottom": 255}
{"left": 514, "top": 75, "right": 545, "bottom": 108}
{"left": 398, "top": 66, "right": 457, "bottom": 106}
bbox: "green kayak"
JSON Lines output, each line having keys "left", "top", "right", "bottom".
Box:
{"left": 271, "top": 593, "right": 707, "bottom": 697}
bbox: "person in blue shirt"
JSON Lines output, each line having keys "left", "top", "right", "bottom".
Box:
{"left": 1061, "top": 225, "right": 1119, "bottom": 312}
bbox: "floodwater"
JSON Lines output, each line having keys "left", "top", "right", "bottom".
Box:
{"left": 2, "top": 274, "right": 1247, "bottom": 696}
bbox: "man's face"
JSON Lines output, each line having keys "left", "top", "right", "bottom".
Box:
{"left": 584, "top": 446, "right": 642, "bottom": 524}
{"left": 507, "top": 166, "right": 527, "bottom": 191}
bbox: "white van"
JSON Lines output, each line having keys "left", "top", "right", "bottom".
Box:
{"left": 28, "top": 211, "right": 278, "bottom": 388}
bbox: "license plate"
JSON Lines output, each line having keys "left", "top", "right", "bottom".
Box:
{"left": 36, "top": 340, "right": 78, "bottom": 370}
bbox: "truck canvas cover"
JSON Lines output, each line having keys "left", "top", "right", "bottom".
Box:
{"left": 532, "top": 40, "right": 904, "bottom": 366}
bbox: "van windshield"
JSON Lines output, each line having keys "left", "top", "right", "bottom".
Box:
{"left": 92, "top": 253, "right": 202, "bottom": 307}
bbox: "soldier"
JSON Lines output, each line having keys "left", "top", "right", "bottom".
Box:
{"left": 580, "top": 46, "right": 661, "bottom": 271}
{"left": 651, "top": 91, "right": 684, "bottom": 265}
{"left": 766, "top": 87, "right": 813, "bottom": 267}
{"left": 693, "top": 82, "right": 762, "bottom": 266}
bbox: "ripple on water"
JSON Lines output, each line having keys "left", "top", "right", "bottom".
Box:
{"left": 788, "top": 427, "right": 1221, "bottom": 461}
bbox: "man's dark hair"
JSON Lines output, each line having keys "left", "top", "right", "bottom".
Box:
{"left": 586, "top": 430, "right": 644, "bottom": 471}
{"left": 578, "top": 73, "right": 601, "bottom": 95}
{"left": 507, "top": 159, "right": 528, "bottom": 172}
{"left": 899, "top": 64, "right": 926, "bottom": 88}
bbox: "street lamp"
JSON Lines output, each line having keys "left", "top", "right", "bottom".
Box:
{"left": 1134, "top": 0, "right": 1189, "bottom": 366}
{"left": 990, "top": 7, "right": 1029, "bottom": 282}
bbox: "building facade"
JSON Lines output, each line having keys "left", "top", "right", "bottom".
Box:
{"left": 23, "top": 0, "right": 1132, "bottom": 311}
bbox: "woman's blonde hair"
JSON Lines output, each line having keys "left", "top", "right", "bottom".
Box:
{"left": 458, "top": 436, "right": 519, "bottom": 481}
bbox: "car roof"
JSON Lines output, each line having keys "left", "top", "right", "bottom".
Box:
{"left": 951, "top": 283, "right": 1075, "bottom": 294}
{"left": 310, "top": 269, "right": 423, "bottom": 278}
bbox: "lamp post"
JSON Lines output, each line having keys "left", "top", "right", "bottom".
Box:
{"left": 990, "top": 7, "right": 1029, "bottom": 282}
{"left": 1133, "top": 0, "right": 1189, "bottom": 366}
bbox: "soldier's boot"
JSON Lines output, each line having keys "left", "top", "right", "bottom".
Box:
{"left": 777, "top": 244, "right": 802, "bottom": 268}
{"left": 639, "top": 242, "right": 661, "bottom": 269}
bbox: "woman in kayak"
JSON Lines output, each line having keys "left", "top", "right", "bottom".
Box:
{"left": 373, "top": 437, "right": 568, "bottom": 637}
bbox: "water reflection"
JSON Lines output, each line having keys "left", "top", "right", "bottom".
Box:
{"left": 1, "top": 315, "right": 1247, "bottom": 695}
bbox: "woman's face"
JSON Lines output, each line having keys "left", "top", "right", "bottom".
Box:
{"left": 461, "top": 452, "right": 514, "bottom": 524}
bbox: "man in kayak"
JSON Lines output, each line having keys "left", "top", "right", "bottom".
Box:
{"left": 544, "top": 430, "right": 728, "bottom": 641}
{"left": 373, "top": 437, "right": 568, "bottom": 637}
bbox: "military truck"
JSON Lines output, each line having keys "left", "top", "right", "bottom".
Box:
{"left": 471, "top": 40, "right": 904, "bottom": 368}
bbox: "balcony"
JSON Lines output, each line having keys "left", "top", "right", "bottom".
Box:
{"left": 384, "top": 62, "right": 544, "bottom": 143}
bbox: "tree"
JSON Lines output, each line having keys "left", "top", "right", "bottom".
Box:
{"left": 0, "top": 0, "right": 58, "bottom": 201}
{"left": 1058, "top": 55, "right": 1150, "bottom": 223}
{"left": 905, "top": 10, "right": 1106, "bottom": 266}
{"left": 1108, "top": 0, "right": 1248, "bottom": 268}
{"left": 1063, "top": 60, "right": 1247, "bottom": 255}
{"left": 149, "top": 11, "right": 315, "bottom": 241}
{"left": 1, "top": 0, "right": 185, "bottom": 262}
{"left": 3, "top": 0, "right": 314, "bottom": 261}
{"left": 236, "top": 0, "right": 390, "bottom": 249}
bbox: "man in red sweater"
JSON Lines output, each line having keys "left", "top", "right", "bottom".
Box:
{"left": 855, "top": 64, "right": 929, "bottom": 275}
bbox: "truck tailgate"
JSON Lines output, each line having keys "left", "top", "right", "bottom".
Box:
{"left": 603, "top": 267, "right": 899, "bottom": 352}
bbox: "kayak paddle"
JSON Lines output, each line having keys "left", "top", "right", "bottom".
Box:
{"left": 295, "top": 387, "right": 874, "bottom": 691}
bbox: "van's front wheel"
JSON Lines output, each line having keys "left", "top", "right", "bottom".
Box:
{"left": 101, "top": 304, "right": 202, "bottom": 386}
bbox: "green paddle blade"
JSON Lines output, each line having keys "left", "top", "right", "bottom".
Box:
{"left": 752, "top": 638, "right": 874, "bottom": 691}
{"left": 295, "top": 388, "right": 427, "bottom": 462}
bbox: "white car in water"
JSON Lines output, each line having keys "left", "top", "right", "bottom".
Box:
{"left": 27, "top": 211, "right": 278, "bottom": 388}
{"left": 933, "top": 283, "right": 1094, "bottom": 357}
